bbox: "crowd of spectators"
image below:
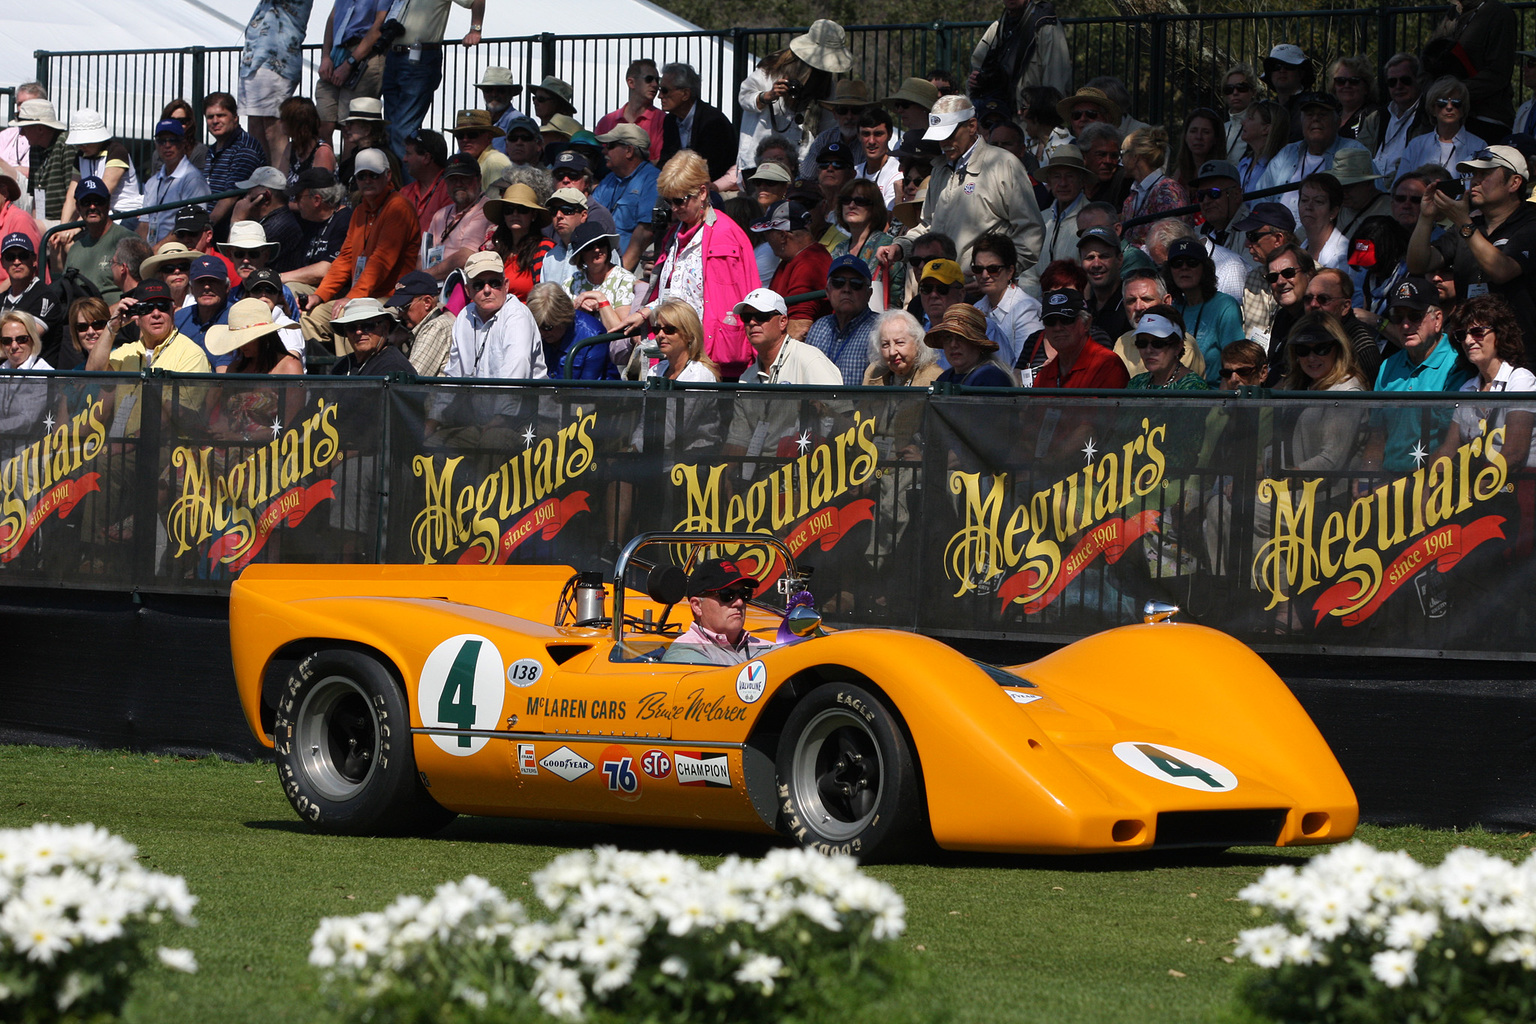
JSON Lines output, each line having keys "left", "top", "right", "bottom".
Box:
{"left": 0, "top": 0, "right": 1534, "bottom": 495}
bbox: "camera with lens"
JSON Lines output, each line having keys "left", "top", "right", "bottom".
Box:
{"left": 783, "top": 79, "right": 801, "bottom": 101}
{"left": 371, "top": 18, "right": 406, "bottom": 55}
{"left": 651, "top": 199, "right": 673, "bottom": 236}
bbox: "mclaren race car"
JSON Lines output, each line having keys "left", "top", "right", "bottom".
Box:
{"left": 229, "top": 532, "right": 1358, "bottom": 858}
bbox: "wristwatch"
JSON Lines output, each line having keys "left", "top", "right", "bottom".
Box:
{"left": 1460, "top": 222, "right": 1476, "bottom": 239}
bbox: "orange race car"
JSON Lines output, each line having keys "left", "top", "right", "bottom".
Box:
{"left": 229, "top": 532, "right": 1358, "bottom": 858}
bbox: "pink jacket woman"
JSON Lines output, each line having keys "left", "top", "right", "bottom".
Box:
{"left": 651, "top": 207, "right": 756, "bottom": 380}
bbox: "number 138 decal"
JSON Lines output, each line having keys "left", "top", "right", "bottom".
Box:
{"left": 1112, "top": 742, "right": 1239, "bottom": 792}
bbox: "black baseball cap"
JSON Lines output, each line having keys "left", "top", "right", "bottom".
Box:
{"left": 1297, "top": 91, "right": 1342, "bottom": 114}
{"left": 129, "top": 279, "right": 172, "bottom": 303}
{"left": 244, "top": 267, "right": 283, "bottom": 293}
{"left": 1042, "top": 288, "right": 1085, "bottom": 320}
{"left": 551, "top": 150, "right": 590, "bottom": 176}
{"left": 818, "top": 141, "right": 855, "bottom": 167}
{"left": 1165, "top": 238, "right": 1206, "bottom": 264}
{"left": 385, "top": 270, "right": 439, "bottom": 307}
{"left": 1388, "top": 276, "right": 1436, "bottom": 314}
{"left": 294, "top": 167, "right": 338, "bottom": 192}
{"left": 443, "top": 153, "right": 480, "bottom": 180}
{"left": 1, "top": 232, "right": 35, "bottom": 256}
{"left": 1231, "top": 201, "right": 1296, "bottom": 234}
{"left": 174, "top": 205, "right": 209, "bottom": 233}
{"left": 685, "top": 558, "right": 757, "bottom": 598}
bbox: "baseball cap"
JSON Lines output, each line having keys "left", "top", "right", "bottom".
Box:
{"left": 924, "top": 102, "right": 977, "bottom": 141}
{"left": 243, "top": 267, "right": 283, "bottom": 294}
{"left": 1193, "top": 160, "right": 1242, "bottom": 186}
{"left": 828, "top": 254, "right": 872, "bottom": 282}
{"left": 443, "top": 153, "right": 480, "bottom": 180}
{"left": 818, "top": 140, "right": 854, "bottom": 167}
{"left": 1296, "top": 91, "right": 1342, "bottom": 114}
{"left": 175, "top": 205, "right": 210, "bottom": 233}
{"left": 1165, "top": 237, "right": 1206, "bottom": 264}
{"left": 918, "top": 259, "right": 963, "bottom": 286}
{"left": 385, "top": 270, "right": 439, "bottom": 308}
{"left": 352, "top": 149, "right": 390, "bottom": 179}
{"left": 685, "top": 557, "right": 756, "bottom": 598}
{"left": 190, "top": 255, "right": 228, "bottom": 282}
{"left": 1042, "top": 288, "right": 1085, "bottom": 320}
{"left": 551, "top": 150, "right": 590, "bottom": 177}
{"left": 75, "top": 176, "right": 112, "bottom": 205}
{"left": 1136, "top": 312, "right": 1181, "bottom": 340}
{"left": 153, "top": 118, "right": 186, "bottom": 139}
{"left": 1266, "top": 43, "right": 1308, "bottom": 67}
{"left": 129, "top": 279, "right": 172, "bottom": 303}
{"left": 746, "top": 162, "right": 792, "bottom": 185}
{"left": 750, "top": 200, "right": 812, "bottom": 233}
{"left": 1076, "top": 226, "right": 1121, "bottom": 252}
{"left": 732, "top": 288, "right": 788, "bottom": 318}
{"left": 294, "top": 167, "right": 338, "bottom": 192}
{"left": 1388, "top": 276, "right": 1436, "bottom": 313}
{"left": 464, "top": 251, "right": 505, "bottom": 280}
{"left": 236, "top": 166, "right": 289, "bottom": 191}
{"left": 1, "top": 232, "right": 35, "bottom": 256}
{"left": 547, "top": 186, "right": 588, "bottom": 210}
{"left": 504, "top": 114, "right": 541, "bottom": 140}
{"left": 892, "top": 130, "right": 941, "bottom": 160}
{"left": 568, "top": 222, "right": 618, "bottom": 261}
{"left": 1231, "top": 201, "right": 1296, "bottom": 234}
{"left": 595, "top": 123, "right": 649, "bottom": 150}
{"left": 1457, "top": 145, "right": 1529, "bottom": 179}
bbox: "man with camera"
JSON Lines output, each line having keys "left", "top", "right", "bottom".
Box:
{"left": 86, "top": 279, "right": 211, "bottom": 430}
{"left": 968, "top": 0, "right": 1072, "bottom": 118}
{"left": 1408, "top": 145, "right": 1536, "bottom": 344}
{"left": 383, "top": 0, "right": 487, "bottom": 158}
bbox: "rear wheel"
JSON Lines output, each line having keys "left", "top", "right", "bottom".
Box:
{"left": 774, "top": 682, "right": 926, "bottom": 860}
{"left": 274, "top": 649, "right": 455, "bottom": 836}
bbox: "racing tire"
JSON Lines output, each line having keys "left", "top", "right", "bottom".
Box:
{"left": 774, "top": 682, "right": 927, "bottom": 861}
{"left": 273, "top": 649, "right": 456, "bottom": 836}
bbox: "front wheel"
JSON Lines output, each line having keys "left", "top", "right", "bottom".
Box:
{"left": 273, "top": 649, "right": 456, "bottom": 836}
{"left": 774, "top": 682, "right": 926, "bottom": 860}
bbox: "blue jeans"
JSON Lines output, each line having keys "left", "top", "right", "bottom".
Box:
{"left": 383, "top": 46, "right": 444, "bottom": 161}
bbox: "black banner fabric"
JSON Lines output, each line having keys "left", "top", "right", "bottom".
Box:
{"left": 4, "top": 372, "right": 1532, "bottom": 658}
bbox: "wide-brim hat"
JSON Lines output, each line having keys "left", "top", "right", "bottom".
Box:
{"left": 1056, "top": 88, "right": 1121, "bottom": 126}
{"left": 1039, "top": 145, "right": 1090, "bottom": 176}
{"left": 892, "top": 131, "right": 940, "bottom": 161}
{"left": 893, "top": 186, "right": 926, "bottom": 230}
{"left": 544, "top": 113, "right": 583, "bottom": 139}
{"left": 476, "top": 67, "right": 518, "bottom": 90}
{"left": 341, "top": 97, "right": 389, "bottom": 125}
{"left": 205, "top": 298, "right": 285, "bottom": 356}
{"left": 0, "top": 169, "right": 18, "bottom": 203}
{"left": 331, "top": 296, "right": 400, "bottom": 328}
{"left": 447, "top": 108, "right": 505, "bottom": 138}
{"left": 1328, "top": 147, "right": 1383, "bottom": 186}
{"left": 67, "top": 107, "right": 110, "bottom": 145}
{"left": 568, "top": 221, "right": 618, "bottom": 261}
{"left": 483, "top": 183, "right": 552, "bottom": 226}
{"left": 13, "top": 99, "right": 65, "bottom": 131}
{"left": 925, "top": 303, "right": 997, "bottom": 352}
{"left": 139, "top": 242, "right": 204, "bottom": 277}
{"left": 219, "top": 221, "right": 281, "bottom": 259}
{"left": 882, "top": 77, "right": 940, "bottom": 111}
{"left": 790, "top": 19, "right": 854, "bottom": 73}
{"left": 819, "top": 79, "right": 873, "bottom": 111}
{"left": 528, "top": 77, "right": 577, "bottom": 115}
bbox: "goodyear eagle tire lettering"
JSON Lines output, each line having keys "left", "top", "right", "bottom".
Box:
{"left": 273, "top": 649, "right": 456, "bottom": 837}
{"left": 774, "top": 682, "right": 926, "bottom": 861}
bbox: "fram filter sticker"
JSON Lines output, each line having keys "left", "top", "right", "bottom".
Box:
{"left": 417, "top": 634, "right": 505, "bottom": 756}
{"left": 539, "top": 746, "right": 593, "bottom": 782}
{"left": 675, "top": 751, "right": 731, "bottom": 788}
{"left": 1112, "top": 742, "right": 1238, "bottom": 792}
{"left": 736, "top": 661, "right": 767, "bottom": 704}
{"left": 506, "top": 658, "right": 544, "bottom": 688}
{"left": 1003, "top": 689, "right": 1042, "bottom": 705}
{"left": 600, "top": 744, "right": 641, "bottom": 800}
{"left": 517, "top": 743, "right": 538, "bottom": 776}
{"left": 639, "top": 749, "right": 672, "bottom": 779}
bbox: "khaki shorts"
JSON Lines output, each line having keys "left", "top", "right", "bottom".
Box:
{"left": 237, "top": 67, "right": 298, "bottom": 118}
{"left": 315, "top": 54, "right": 385, "bottom": 122}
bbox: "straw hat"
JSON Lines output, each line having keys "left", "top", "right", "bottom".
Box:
{"left": 1056, "top": 87, "right": 1122, "bottom": 127}
{"left": 925, "top": 303, "right": 997, "bottom": 352}
{"left": 483, "top": 183, "right": 552, "bottom": 227}
{"left": 790, "top": 20, "right": 854, "bottom": 73}
{"left": 330, "top": 296, "right": 400, "bottom": 328}
{"left": 67, "top": 108, "right": 110, "bottom": 145}
{"left": 205, "top": 298, "right": 284, "bottom": 356}
{"left": 341, "top": 97, "right": 389, "bottom": 125}
{"left": 139, "top": 241, "right": 204, "bottom": 277}
{"left": 893, "top": 186, "right": 926, "bottom": 231}
{"left": 447, "top": 108, "right": 504, "bottom": 138}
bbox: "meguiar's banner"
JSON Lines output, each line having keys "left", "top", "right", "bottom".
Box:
{"left": 2, "top": 371, "right": 1529, "bottom": 657}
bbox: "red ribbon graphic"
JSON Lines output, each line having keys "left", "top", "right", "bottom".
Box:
{"left": 1311, "top": 515, "right": 1505, "bottom": 627}
{"left": 736, "top": 499, "right": 876, "bottom": 590}
{"left": 997, "top": 510, "right": 1161, "bottom": 613}
{"left": 0, "top": 473, "right": 102, "bottom": 562}
{"left": 459, "top": 491, "right": 591, "bottom": 565}
{"left": 206, "top": 480, "right": 336, "bottom": 571}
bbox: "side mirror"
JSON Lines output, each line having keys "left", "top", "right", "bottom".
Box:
{"left": 783, "top": 603, "right": 823, "bottom": 638}
{"left": 1143, "top": 600, "right": 1180, "bottom": 625}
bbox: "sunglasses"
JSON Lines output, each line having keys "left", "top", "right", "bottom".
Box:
{"left": 656, "top": 322, "right": 682, "bottom": 335}
{"left": 160, "top": 262, "right": 191, "bottom": 275}
{"left": 1, "top": 250, "right": 33, "bottom": 262}
{"left": 1042, "top": 313, "right": 1078, "bottom": 326}
{"left": 1070, "top": 108, "right": 1102, "bottom": 121}
{"left": 740, "top": 309, "right": 779, "bottom": 324}
{"left": 230, "top": 250, "right": 262, "bottom": 263}
{"left": 1266, "top": 266, "right": 1300, "bottom": 283}
{"left": 1222, "top": 364, "right": 1258, "bottom": 377}
{"left": 75, "top": 318, "right": 109, "bottom": 332}
{"left": 827, "top": 276, "right": 868, "bottom": 290}
{"left": 1386, "top": 75, "right": 1415, "bottom": 88}
{"left": 1392, "top": 192, "right": 1422, "bottom": 204}
{"left": 1134, "top": 335, "right": 1179, "bottom": 349}
{"left": 656, "top": 85, "right": 674, "bottom": 95}
{"left": 174, "top": 230, "right": 203, "bottom": 242}
{"left": 891, "top": 100, "right": 915, "bottom": 110}
{"left": 639, "top": 74, "right": 658, "bottom": 84}
{"left": 1435, "top": 98, "right": 1464, "bottom": 109}
{"left": 1223, "top": 82, "right": 1253, "bottom": 94}
{"left": 833, "top": 106, "right": 862, "bottom": 116}
{"left": 1168, "top": 257, "right": 1204, "bottom": 270}
{"left": 1303, "top": 292, "right": 1342, "bottom": 305}
{"left": 345, "top": 319, "right": 390, "bottom": 335}
{"left": 550, "top": 203, "right": 585, "bottom": 216}
{"left": 1194, "top": 187, "right": 1229, "bottom": 200}
{"left": 918, "top": 282, "right": 954, "bottom": 295}
{"left": 817, "top": 160, "right": 852, "bottom": 170}
{"left": 1333, "top": 76, "right": 1366, "bottom": 88}
{"left": 471, "top": 276, "right": 505, "bottom": 292}
{"left": 79, "top": 196, "right": 108, "bottom": 208}
{"left": 354, "top": 170, "right": 383, "bottom": 182}
{"left": 971, "top": 263, "right": 1009, "bottom": 277}
{"left": 1462, "top": 324, "right": 1493, "bottom": 340}
{"left": 508, "top": 133, "right": 538, "bottom": 144}
{"left": 133, "top": 299, "right": 174, "bottom": 314}
{"left": 250, "top": 286, "right": 282, "bottom": 298}
{"left": 1246, "top": 229, "right": 1280, "bottom": 244}
{"left": 1290, "top": 340, "right": 1337, "bottom": 358}
{"left": 666, "top": 194, "right": 697, "bottom": 207}
{"left": 708, "top": 585, "right": 754, "bottom": 603}
{"left": 842, "top": 195, "right": 876, "bottom": 208}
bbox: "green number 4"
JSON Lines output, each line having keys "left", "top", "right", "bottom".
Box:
{"left": 438, "top": 640, "right": 482, "bottom": 747}
{"left": 1135, "top": 744, "right": 1223, "bottom": 788}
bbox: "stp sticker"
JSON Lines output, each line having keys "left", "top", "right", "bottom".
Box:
{"left": 736, "top": 661, "right": 767, "bottom": 704}
{"left": 675, "top": 751, "right": 731, "bottom": 788}
{"left": 1003, "top": 689, "right": 1042, "bottom": 705}
{"left": 517, "top": 743, "right": 538, "bottom": 776}
{"left": 539, "top": 746, "right": 593, "bottom": 782}
{"left": 600, "top": 744, "right": 641, "bottom": 800}
{"left": 417, "top": 634, "right": 505, "bottom": 756}
{"left": 506, "top": 658, "right": 544, "bottom": 688}
{"left": 639, "top": 749, "right": 672, "bottom": 779}
{"left": 1112, "top": 742, "right": 1239, "bottom": 792}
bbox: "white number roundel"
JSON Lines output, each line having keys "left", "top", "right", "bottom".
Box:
{"left": 1112, "top": 741, "right": 1239, "bottom": 792}
{"left": 418, "top": 634, "right": 505, "bottom": 756}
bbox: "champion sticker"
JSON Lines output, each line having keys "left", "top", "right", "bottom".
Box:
{"left": 517, "top": 743, "right": 538, "bottom": 776}
{"left": 736, "top": 661, "right": 767, "bottom": 704}
{"left": 1112, "top": 742, "right": 1238, "bottom": 792}
{"left": 1003, "top": 689, "right": 1042, "bottom": 705}
{"left": 675, "top": 751, "right": 731, "bottom": 788}
{"left": 506, "top": 658, "right": 544, "bottom": 687}
{"left": 539, "top": 745, "right": 594, "bottom": 782}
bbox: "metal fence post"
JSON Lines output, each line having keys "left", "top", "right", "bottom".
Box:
{"left": 1377, "top": 4, "right": 1396, "bottom": 72}
{"left": 541, "top": 33, "right": 557, "bottom": 80}
{"left": 935, "top": 21, "right": 952, "bottom": 77}
{"left": 1147, "top": 14, "right": 1166, "bottom": 127}
{"left": 732, "top": 27, "right": 750, "bottom": 131}
{"left": 33, "top": 50, "right": 49, "bottom": 94}
{"left": 189, "top": 46, "right": 206, "bottom": 135}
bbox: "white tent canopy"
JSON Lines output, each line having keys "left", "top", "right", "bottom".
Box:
{"left": 3, "top": 1, "right": 735, "bottom": 143}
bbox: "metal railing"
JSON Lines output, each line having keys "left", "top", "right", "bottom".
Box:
{"left": 36, "top": 4, "right": 1536, "bottom": 157}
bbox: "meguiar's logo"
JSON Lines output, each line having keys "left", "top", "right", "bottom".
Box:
{"left": 0, "top": 394, "right": 109, "bottom": 562}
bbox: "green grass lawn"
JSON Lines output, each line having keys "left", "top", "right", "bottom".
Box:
{"left": 4, "top": 744, "right": 1533, "bottom": 1024}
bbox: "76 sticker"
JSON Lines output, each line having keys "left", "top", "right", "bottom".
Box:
{"left": 1112, "top": 742, "right": 1238, "bottom": 792}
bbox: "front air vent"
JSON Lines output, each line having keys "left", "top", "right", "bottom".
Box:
{"left": 1152, "top": 809, "right": 1288, "bottom": 848}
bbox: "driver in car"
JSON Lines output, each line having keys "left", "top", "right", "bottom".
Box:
{"left": 662, "top": 558, "right": 776, "bottom": 666}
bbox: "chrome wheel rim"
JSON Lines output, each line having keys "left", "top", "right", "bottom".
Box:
{"left": 790, "top": 708, "right": 884, "bottom": 841}
{"left": 295, "top": 674, "right": 378, "bottom": 802}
